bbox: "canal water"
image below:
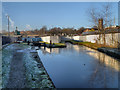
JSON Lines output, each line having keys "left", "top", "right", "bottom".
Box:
{"left": 37, "top": 43, "right": 120, "bottom": 88}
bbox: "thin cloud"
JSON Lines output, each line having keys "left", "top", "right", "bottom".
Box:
{"left": 26, "top": 24, "right": 32, "bottom": 30}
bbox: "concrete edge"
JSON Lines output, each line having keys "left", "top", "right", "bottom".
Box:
{"left": 97, "top": 48, "right": 120, "bottom": 60}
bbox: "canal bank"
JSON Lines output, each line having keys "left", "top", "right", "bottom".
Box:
{"left": 2, "top": 43, "right": 55, "bottom": 88}
{"left": 98, "top": 48, "right": 120, "bottom": 59}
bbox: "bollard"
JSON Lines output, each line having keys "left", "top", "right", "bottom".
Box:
{"left": 50, "top": 40, "right": 52, "bottom": 45}
{"left": 27, "top": 41, "right": 30, "bottom": 45}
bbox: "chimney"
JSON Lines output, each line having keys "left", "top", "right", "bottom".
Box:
{"left": 98, "top": 18, "right": 103, "bottom": 30}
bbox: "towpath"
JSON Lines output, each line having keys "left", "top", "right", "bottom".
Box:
{"left": 6, "top": 44, "right": 26, "bottom": 88}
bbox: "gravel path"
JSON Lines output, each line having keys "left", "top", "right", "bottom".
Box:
{"left": 6, "top": 44, "right": 26, "bottom": 88}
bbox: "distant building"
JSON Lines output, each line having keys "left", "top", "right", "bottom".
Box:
{"left": 83, "top": 28, "right": 91, "bottom": 32}
{"left": 105, "top": 25, "right": 119, "bottom": 30}
{"left": 83, "top": 27, "right": 98, "bottom": 32}
{"left": 14, "top": 27, "right": 20, "bottom": 35}
{"left": 82, "top": 28, "right": 98, "bottom": 35}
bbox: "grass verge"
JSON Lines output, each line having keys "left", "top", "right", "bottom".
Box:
{"left": 66, "top": 40, "right": 116, "bottom": 50}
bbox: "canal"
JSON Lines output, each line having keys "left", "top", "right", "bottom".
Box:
{"left": 37, "top": 43, "right": 120, "bottom": 88}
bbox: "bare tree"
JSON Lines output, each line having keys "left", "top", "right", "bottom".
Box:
{"left": 48, "top": 27, "right": 62, "bottom": 36}
{"left": 88, "top": 7, "right": 100, "bottom": 27}
{"left": 76, "top": 27, "right": 85, "bottom": 34}
{"left": 39, "top": 26, "right": 47, "bottom": 36}
{"left": 102, "top": 4, "right": 113, "bottom": 27}
{"left": 87, "top": 3, "right": 113, "bottom": 45}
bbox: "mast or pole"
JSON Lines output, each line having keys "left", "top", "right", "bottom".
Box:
{"left": 8, "top": 15, "right": 10, "bottom": 37}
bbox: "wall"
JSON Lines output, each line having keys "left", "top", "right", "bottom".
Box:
{"left": 64, "top": 33, "right": 120, "bottom": 47}
{"left": 22, "top": 36, "right": 61, "bottom": 43}
{"left": 2, "top": 36, "right": 17, "bottom": 45}
{"left": 73, "top": 36, "right": 86, "bottom": 41}
{"left": 41, "top": 36, "right": 61, "bottom": 43}
{"left": 41, "top": 36, "right": 51, "bottom": 43}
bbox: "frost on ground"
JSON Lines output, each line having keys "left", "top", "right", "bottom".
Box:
{"left": 2, "top": 44, "right": 54, "bottom": 88}
{"left": 2, "top": 44, "right": 15, "bottom": 88}
{"left": 22, "top": 46, "right": 54, "bottom": 88}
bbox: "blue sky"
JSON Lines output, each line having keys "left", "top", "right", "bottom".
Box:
{"left": 2, "top": 2, "right": 118, "bottom": 31}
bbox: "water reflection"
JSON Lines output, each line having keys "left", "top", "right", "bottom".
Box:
{"left": 82, "top": 47, "right": 120, "bottom": 88}
{"left": 40, "top": 44, "right": 119, "bottom": 72}
{"left": 40, "top": 46, "right": 60, "bottom": 54}
{"left": 40, "top": 43, "right": 85, "bottom": 54}
{"left": 84, "top": 47, "right": 119, "bottom": 72}
{"left": 37, "top": 43, "right": 120, "bottom": 88}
